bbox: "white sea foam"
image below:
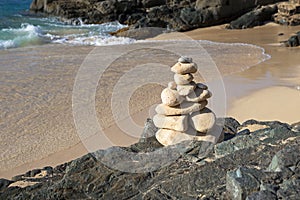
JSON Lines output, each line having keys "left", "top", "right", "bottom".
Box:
{"left": 0, "top": 20, "right": 133, "bottom": 49}
{"left": 0, "top": 23, "right": 42, "bottom": 49}
{"left": 52, "top": 35, "right": 135, "bottom": 46}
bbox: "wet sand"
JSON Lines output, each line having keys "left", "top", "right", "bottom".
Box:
{"left": 1, "top": 23, "right": 300, "bottom": 179}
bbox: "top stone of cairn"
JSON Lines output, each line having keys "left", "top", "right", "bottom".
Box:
{"left": 171, "top": 57, "right": 198, "bottom": 75}
{"left": 178, "top": 56, "right": 193, "bottom": 63}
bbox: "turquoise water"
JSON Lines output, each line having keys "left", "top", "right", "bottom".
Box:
{"left": 0, "top": 0, "right": 133, "bottom": 49}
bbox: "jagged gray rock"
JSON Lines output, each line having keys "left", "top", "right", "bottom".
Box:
{"left": 1, "top": 119, "right": 300, "bottom": 199}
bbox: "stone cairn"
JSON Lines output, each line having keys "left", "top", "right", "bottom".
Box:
{"left": 153, "top": 57, "right": 217, "bottom": 146}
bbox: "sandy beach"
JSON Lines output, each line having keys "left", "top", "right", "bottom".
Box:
{"left": 152, "top": 23, "right": 300, "bottom": 124}
{"left": 1, "top": 23, "right": 299, "bottom": 179}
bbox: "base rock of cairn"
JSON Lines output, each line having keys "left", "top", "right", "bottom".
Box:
{"left": 153, "top": 57, "right": 218, "bottom": 146}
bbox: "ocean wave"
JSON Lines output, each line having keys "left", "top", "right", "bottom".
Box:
{"left": 0, "top": 23, "right": 44, "bottom": 49}
{"left": 52, "top": 35, "right": 135, "bottom": 46}
{"left": 0, "top": 20, "right": 133, "bottom": 49}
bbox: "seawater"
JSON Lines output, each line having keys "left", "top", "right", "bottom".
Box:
{"left": 0, "top": 0, "right": 134, "bottom": 49}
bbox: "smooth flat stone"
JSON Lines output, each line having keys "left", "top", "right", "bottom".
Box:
{"left": 153, "top": 114, "right": 188, "bottom": 132}
{"left": 171, "top": 62, "right": 197, "bottom": 75}
{"left": 189, "top": 107, "right": 216, "bottom": 133}
{"left": 177, "top": 82, "right": 196, "bottom": 96}
{"left": 161, "top": 88, "right": 184, "bottom": 107}
{"left": 186, "top": 88, "right": 212, "bottom": 102}
{"left": 174, "top": 73, "right": 193, "bottom": 85}
{"left": 197, "top": 83, "right": 208, "bottom": 90}
{"left": 178, "top": 56, "right": 192, "bottom": 63}
{"left": 155, "top": 127, "right": 218, "bottom": 146}
{"left": 155, "top": 101, "right": 207, "bottom": 116}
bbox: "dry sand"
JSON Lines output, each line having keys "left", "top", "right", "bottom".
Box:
{"left": 1, "top": 23, "right": 300, "bottom": 179}
{"left": 227, "top": 86, "right": 300, "bottom": 124}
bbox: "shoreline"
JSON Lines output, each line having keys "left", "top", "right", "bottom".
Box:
{"left": 1, "top": 23, "right": 300, "bottom": 179}
{"left": 151, "top": 22, "right": 300, "bottom": 122}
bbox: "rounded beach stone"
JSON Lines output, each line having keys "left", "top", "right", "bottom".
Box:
{"left": 186, "top": 88, "right": 212, "bottom": 102}
{"left": 155, "top": 127, "right": 218, "bottom": 146}
{"left": 178, "top": 56, "right": 192, "bottom": 63}
{"left": 155, "top": 101, "right": 207, "bottom": 116}
{"left": 197, "top": 83, "right": 208, "bottom": 90}
{"left": 189, "top": 107, "right": 216, "bottom": 133}
{"left": 167, "top": 81, "right": 177, "bottom": 90}
{"left": 171, "top": 62, "right": 197, "bottom": 74}
{"left": 174, "top": 73, "right": 193, "bottom": 85}
{"left": 177, "top": 82, "right": 196, "bottom": 96}
{"left": 153, "top": 114, "right": 188, "bottom": 132}
{"left": 161, "top": 88, "right": 183, "bottom": 107}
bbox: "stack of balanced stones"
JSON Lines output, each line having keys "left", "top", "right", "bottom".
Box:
{"left": 153, "top": 57, "right": 216, "bottom": 146}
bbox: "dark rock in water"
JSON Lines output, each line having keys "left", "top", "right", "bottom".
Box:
{"left": 29, "top": 0, "right": 284, "bottom": 31}
{"left": 1, "top": 118, "right": 300, "bottom": 199}
{"left": 111, "top": 27, "right": 167, "bottom": 40}
{"left": 284, "top": 31, "right": 300, "bottom": 47}
{"left": 285, "top": 35, "right": 300, "bottom": 47}
{"left": 29, "top": 0, "right": 45, "bottom": 12}
{"left": 227, "top": 4, "right": 278, "bottom": 29}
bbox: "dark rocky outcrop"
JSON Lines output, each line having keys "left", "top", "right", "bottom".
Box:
{"left": 227, "top": 4, "right": 278, "bottom": 29}
{"left": 283, "top": 31, "right": 300, "bottom": 47}
{"left": 274, "top": 0, "right": 300, "bottom": 25}
{"left": 110, "top": 27, "right": 167, "bottom": 40}
{"left": 29, "top": 0, "right": 285, "bottom": 31}
{"left": 1, "top": 118, "right": 300, "bottom": 199}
